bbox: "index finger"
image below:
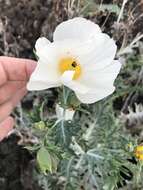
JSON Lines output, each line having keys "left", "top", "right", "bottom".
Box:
{"left": 0, "top": 56, "right": 36, "bottom": 86}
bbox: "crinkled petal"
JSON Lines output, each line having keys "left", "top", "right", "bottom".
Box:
{"left": 61, "top": 71, "right": 89, "bottom": 94}
{"left": 78, "top": 33, "right": 117, "bottom": 70}
{"left": 79, "top": 60, "right": 121, "bottom": 89}
{"left": 27, "top": 60, "right": 61, "bottom": 91}
{"left": 27, "top": 81, "right": 60, "bottom": 91}
{"left": 35, "top": 37, "right": 58, "bottom": 64}
{"left": 75, "top": 61, "right": 121, "bottom": 103}
{"left": 35, "top": 37, "right": 51, "bottom": 52}
{"left": 76, "top": 87, "right": 115, "bottom": 104}
{"left": 53, "top": 17, "right": 101, "bottom": 42}
{"left": 30, "top": 60, "right": 60, "bottom": 82}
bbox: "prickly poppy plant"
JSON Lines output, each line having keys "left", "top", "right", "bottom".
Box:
{"left": 26, "top": 17, "right": 143, "bottom": 190}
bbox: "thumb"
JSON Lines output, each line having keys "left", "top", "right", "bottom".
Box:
{"left": 0, "top": 116, "right": 14, "bottom": 141}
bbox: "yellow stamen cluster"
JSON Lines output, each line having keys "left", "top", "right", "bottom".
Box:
{"left": 135, "top": 145, "right": 143, "bottom": 161}
{"left": 59, "top": 57, "right": 81, "bottom": 80}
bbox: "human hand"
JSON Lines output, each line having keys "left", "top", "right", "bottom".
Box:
{"left": 0, "top": 56, "right": 36, "bottom": 141}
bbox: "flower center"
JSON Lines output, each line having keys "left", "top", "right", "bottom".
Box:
{"left": 58, "top": 57, "right": 81, "bottom": 80}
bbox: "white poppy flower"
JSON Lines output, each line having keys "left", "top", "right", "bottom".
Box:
{"left": 27, "top": 17, "right": 121, "bottom": 104}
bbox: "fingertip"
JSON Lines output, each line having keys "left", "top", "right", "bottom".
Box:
{"left": 0, "top": 56, "right": 37, "bottom": 81}
{"left": 26, "top": 60, "right": 37, "bottom": 78}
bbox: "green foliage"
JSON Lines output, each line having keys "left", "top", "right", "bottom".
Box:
{"left": 58, "top": 86, "right": 81, "bottom": 109}
{"left": 114, "top": 55, "right": 143, "bottom": 97}
{"left": 98, "top": 4, "right": 120, "bottom": 14}
{"left": 37, "top": 146, "right": 59, "bottom": 174}
{"left": 37, "top": 147, "right": 53, "bottom": 174}
{"left": 80, "top": 0, "right": 120, "bottom": 16}
{"left": 26, "top": 92, "right": 142, "bottom": 189}
{"left": 54, "top": 120, "right": 77, "bottom": 148}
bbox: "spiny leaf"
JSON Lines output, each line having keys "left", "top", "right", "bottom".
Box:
{"left": 55, "top": 120, "right": 71, "bottom": 147}
{"left": 54, "top": 120, "right": 80, "bottom": 148}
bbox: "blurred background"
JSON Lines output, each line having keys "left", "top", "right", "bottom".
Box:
{"left": 0, "top": 0, "right": 143, "bottom": 190}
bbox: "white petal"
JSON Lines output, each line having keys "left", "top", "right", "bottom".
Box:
{"left": 35, "top": 37, "right": 51, "bottom": 52}
{"left": 35, "top": 37, "right": 58, "bottom": 64}
{"left": 27, "top": 81, "right": 60, "bottom": 91}
{"left": 27, "top": 60, "right": 61, "bottom": 91}
{"left": 30, "top": 60, "right": 60, "bottom": 82}
{"left": 79, "top": 60, "right": 121, "bottom": 89}
{"left": 78, "top": 33, "right": 117, "bottom": 70}
{"left": 53, "top": 17, "right": 101, "bottom": 42}
{"left": 61, "top": 71, "right": 89, "bottom": 94}
{"left": 94, "top": 60, "right": 121, "bottom": 85}
{"left": 75, "top": 60, "right": 121, "bottom": 104}
{"left": 76, "top": 87, "right": 115, "bottom": 104}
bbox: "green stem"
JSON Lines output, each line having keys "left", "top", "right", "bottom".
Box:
{"left": 61, "top": 109, "right": 66, "bottom": 145}
{"left": 61, "top": 86, "right": 70, "bottom": 145}
{"left": 63, "top": 86, "right": 70, "bottom": 107}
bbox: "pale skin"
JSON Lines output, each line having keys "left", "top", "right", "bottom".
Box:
{"left": 0, "top": 56, "right": 36, "bottom": 141}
